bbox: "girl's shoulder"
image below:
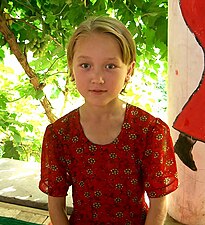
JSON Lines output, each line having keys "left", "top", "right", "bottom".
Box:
{"left": 49, "top": 107, "right": 80, "bottom": 132}
{"left": 126, "top": 103, "right": 169, "bottom": 131}
{"left": 126, "top": 103, "right": 155, "bottom": 121}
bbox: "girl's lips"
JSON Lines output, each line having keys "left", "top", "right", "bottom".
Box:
{"left": 89, "top": 89, "right": 107, "bottom": 94}
{"left": 89, "top": 89, "right": 107, "bottom": 92}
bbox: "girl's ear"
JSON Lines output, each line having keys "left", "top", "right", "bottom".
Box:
{"left": 125, "top": 74, "right": 131, "bottom": 83}
{"left": 125, "top": 61, "right": 135, "bottom": 82}
{"left": 71, "top": 73, "right": 75, "bottom": 81}
{"left": 69, "top": 67, "right": 75, "bottom": 81}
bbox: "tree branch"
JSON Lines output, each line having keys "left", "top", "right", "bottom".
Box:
{"left": 0, "top": 12, "right": 57, "bottom": 123}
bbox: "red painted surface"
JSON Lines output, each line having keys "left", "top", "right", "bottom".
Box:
{"left": 173, "top": 0, "right": 205, "bottom": 142}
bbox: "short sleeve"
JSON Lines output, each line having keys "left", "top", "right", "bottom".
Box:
{"left": 39, "top": 124, "right": 72, "bottom": 197}
{"left": 142, "top": 118, "right": 178, "bottom": 198}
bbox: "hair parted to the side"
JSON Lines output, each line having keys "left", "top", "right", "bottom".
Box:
{"left": 67, "top": 16, "right": 136, "bottom": 77}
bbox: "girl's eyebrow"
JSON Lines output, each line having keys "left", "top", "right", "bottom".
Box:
{"left": 76, "top": 56, "right": 91, "bottom": 60}
{"left": 76, "top": 55, "right": 120, "bottom": 61}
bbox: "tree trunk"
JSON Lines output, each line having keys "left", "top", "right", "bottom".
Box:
{"left": 0, "top": 12, "right": 57, "bottom": 123}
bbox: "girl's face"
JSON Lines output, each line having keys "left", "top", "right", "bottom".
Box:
{"left": 72, "top": 32, "right": 135, "bottom": 106}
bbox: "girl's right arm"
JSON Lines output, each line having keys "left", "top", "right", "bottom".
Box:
{"left": 48, "top": 195, "right": 70, "bottom": 225}
{"left": 145, "top": 196, "right": 167, "bottom": 225}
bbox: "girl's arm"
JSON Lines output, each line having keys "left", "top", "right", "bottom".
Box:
{"left": 48, "top": 195, "right": 70, "bottom": 225}
{"left": 145, "top": 196, "right": 167, "bottom": 225}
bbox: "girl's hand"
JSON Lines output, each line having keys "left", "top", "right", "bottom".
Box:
{"left": 48, "top": 196, "right": 70, "bottom": 225}
{"left": 145, "top": 196, "right": 167, "bottom": 225}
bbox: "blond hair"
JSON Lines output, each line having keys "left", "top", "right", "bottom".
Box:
{"left": 67, "top": 16, "right": 136, "bottom": 76}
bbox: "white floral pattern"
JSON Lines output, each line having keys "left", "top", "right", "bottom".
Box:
{"left": 39, "top": 104, "right": 178, "bottom": 225}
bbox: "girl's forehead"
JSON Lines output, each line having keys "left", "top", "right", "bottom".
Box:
{"left": 73, "top": 32, "right": 123, "bottom": 60}
{"left": 75, "top": 33, "right": 119, "bottom": 47}
{"left": 77, "top": 31, "right": 118, "bottom": 43}
{"left": 74, "top": 32, "right": 120, "bottom": 50}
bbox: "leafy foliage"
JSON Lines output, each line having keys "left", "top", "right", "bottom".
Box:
{"left": 0, "top": 62, "right": 43, "bottom": 161}
{"left": 0, "top": 0, "right": 168, "bottom": 161}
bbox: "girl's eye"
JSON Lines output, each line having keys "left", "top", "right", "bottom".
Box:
{"left": 105, "top": 64, "right": 116, "bottom": 69}
{"left": 81, "top": 63, "right": 91, "bottom": 69}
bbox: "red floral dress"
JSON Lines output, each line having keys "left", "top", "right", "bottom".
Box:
{"left": 39, "top": 104, "right": 178, "bottom": 225}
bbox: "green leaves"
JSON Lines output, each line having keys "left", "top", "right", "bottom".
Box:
{"left": 0, "top": 94, "right": 8, "bottom": 110}
{"left": 0, "top": 48, "right": 5, "bottom": 61}
{"left": 0, "top": 71, "right": 41, "bottom": 161}
{"left": 45, "top": 12, "right": 56, "bottom": 24}
{"left": 0, "top": 0, "right": 169, "bottom": 162}
{"left": 2, "top": 141, "right": 20, "bottom": 160}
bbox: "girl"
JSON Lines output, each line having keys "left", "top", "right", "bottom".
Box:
{"left": 39, "top": 16, "right": 178, "bottom": 225}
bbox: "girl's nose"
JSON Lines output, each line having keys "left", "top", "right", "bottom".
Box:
{"left": 91, "top": 73, "right": 105, "bottom": 84}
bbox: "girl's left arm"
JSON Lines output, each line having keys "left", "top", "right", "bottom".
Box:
{"left": 145, "top": 196, "right": 167, "bottom": 225}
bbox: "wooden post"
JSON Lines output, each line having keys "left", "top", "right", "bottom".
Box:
{"left": 168, "top": 0, "right": 205, "bottom": 224}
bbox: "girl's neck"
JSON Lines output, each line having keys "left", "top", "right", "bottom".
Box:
{"left": 79, "top": 99, "right": 126, "bottom": 121}
{"left": 78, "top": 99, "right": 127, "bottom": 145}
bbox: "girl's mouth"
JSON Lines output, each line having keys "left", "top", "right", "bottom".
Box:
{"left": 89, "top": 89, "right": 107, "bottom": 94}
